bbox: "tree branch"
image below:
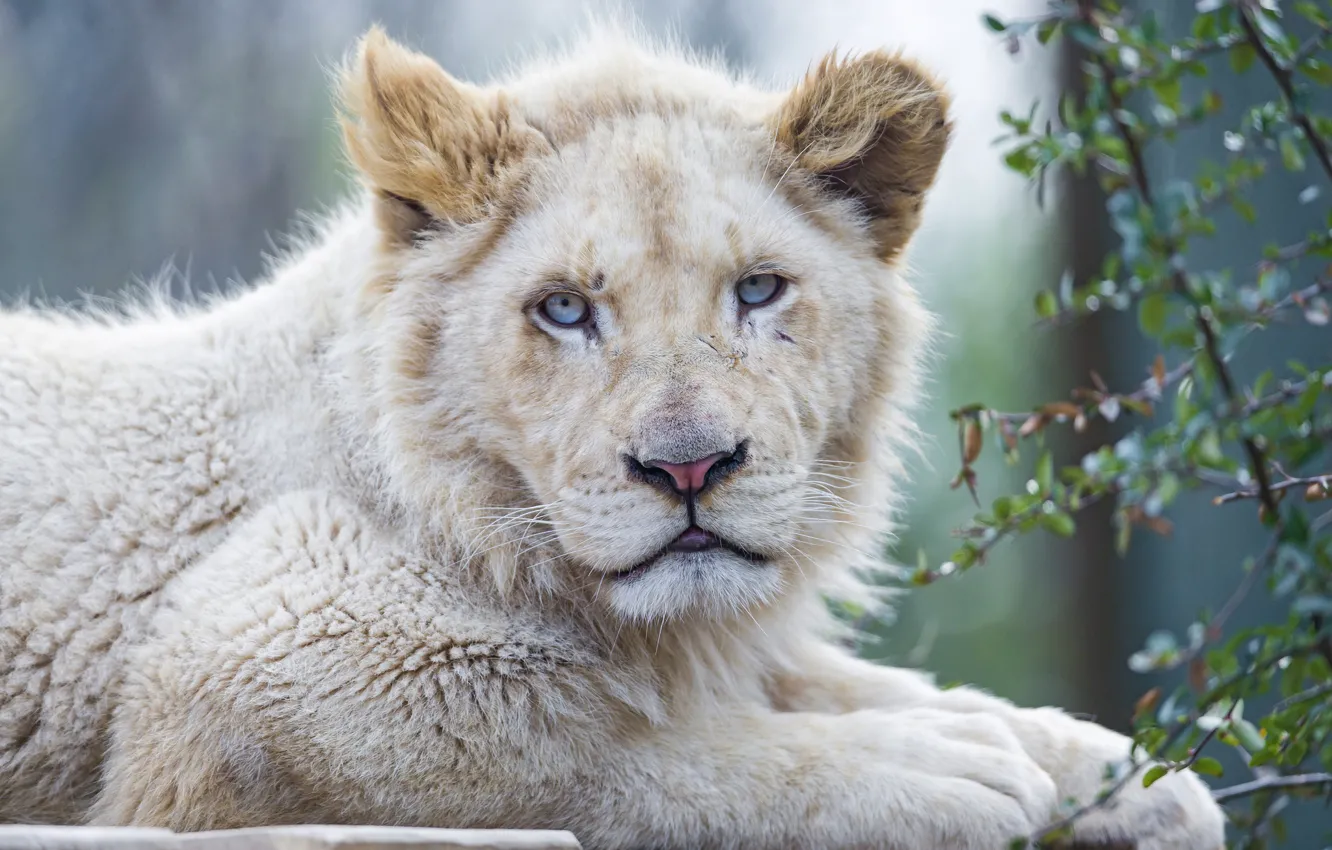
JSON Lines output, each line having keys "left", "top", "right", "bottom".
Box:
{"left": 1212, "top": 772, "right": 1332, "bottom": 803}
{"left": 1213, "top": 471, "right": 1331, "bottom": 505}
{"left": 1236, "top": 1, "right": 1332, "bottom": 184}
{"left": 1273, "top": 681, "right": 1332, "bottom": 714}
{"left": 1075, "top": 0, "right": 1282, "bottom": 521}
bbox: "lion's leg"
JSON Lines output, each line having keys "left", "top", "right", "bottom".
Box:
{"left": 91, "top": 494, "right": 369, "bottom": 830}
{"left": 772, "top": 642, "right": 1225, "bottom": 849}
{"left": 86, "top": 496, "right": 1061, "bottom": 847}
{"left": 91, "top": 699, "right": 310, "bottom": 830}
{"left": 567, "top": 704, "right": 1067, "bottom": 850}
{"left": 104, "top": 680, "right": 1063, "bottom": 849}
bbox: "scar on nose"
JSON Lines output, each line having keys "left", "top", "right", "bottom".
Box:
{"left": 697, "top": 334, "right": 746, "bottom": 370}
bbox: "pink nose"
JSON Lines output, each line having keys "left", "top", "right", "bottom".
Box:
{"left": 643, "top": 451, "right": 732, "bottom": 495}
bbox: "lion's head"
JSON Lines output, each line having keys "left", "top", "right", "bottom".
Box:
{"left": 340, "top": 27, "right": 949, "bottom": 625}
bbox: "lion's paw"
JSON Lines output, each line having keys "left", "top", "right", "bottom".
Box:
{"left": 1023, "top": 711, "right": 1225, "bottom": 849}
{"left": 844, "top": 708, "right": 1060, "bottom": 847}
{"left": 1071, "top": 766, "right": 1225, "bottom": 850}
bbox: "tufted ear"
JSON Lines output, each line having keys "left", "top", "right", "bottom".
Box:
{"left": 770, "top": 51, "right": 951, "bottom": 261}
{"left": 339, "top": 27, "right": 549, "bottom": 245}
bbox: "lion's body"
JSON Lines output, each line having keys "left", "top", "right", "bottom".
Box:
{"left": 0, "top": 27, "right": 1223, "bottom": 849}
{"left": 0, "top": 219, "right": 366, "bottom": 820}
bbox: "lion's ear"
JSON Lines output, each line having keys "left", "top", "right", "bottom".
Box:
{"left": 770, "top": 51, "right": 951, "bottom": 261}
{"left": 339, "top": 27, "right": 548, "bottom": 245}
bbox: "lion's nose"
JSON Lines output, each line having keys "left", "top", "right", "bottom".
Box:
{"left": 628, "top": 443, "right": 746, "bottom": 499}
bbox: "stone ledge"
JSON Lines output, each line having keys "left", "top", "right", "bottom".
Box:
{"left": 0, "top": 825, "right": 581, "bottom": 850}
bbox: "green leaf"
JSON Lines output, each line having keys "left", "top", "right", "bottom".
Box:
{"left": 1036, "top": 19, "right": 1062, "bottom": 45}
{"left": 1296, "top": 1, "right": 1330, "bottom": 26}
{"left": 1041, "top": 511, "right": 1076, "bottom": 538}
{"left": 1140, "top": 10, "right": 1159, "bottom": 42}
{"left": 1156, "top": 473, "right": 1180, "bottom": 507}
{"left": 1232, "top": 196, "right": 1257, "bottom": 223}
{"left": 1151, "top": 77, "right": 1182, "bottom": 110}
{"left": 950, "top": 545, "right": 977, "bottom": 570}
{"left": 1190, "top": 757, "right": 1224, "bottom": 777}
{"left": 1233, "top": 719, "right": 1266, "bottom": 754}
{"left": 1004, "top": 147, "right": 1040, "bottom": 177}
{"left": 1138, "top": 293, "right": 1169, "bottom": 336}
{"left": 1280, "top": 133, "right": 1307, "bottom": 172}
{"left": 983, "top": 13, "right": 1006, "bottom": 32}
{"left": 1196, "top": 429, "right": 1225, "bottom": 465}
{"left": 1036, "top": 451, "right": 1054, "bottom": 494}
{"left": 1193, "top": 12, "right": 1218, "bottom": 40}
{"left": 1285, "top": 740, "right": 1309, "bottom": 767}
{"left": 1035, "top": 290, "right": 1059, "bottom": 319}
{"left": 1282, "top": 506, "right": 1310, "bottom": 545}
{"left": 1142, "top": 765, "right": 1170, "bottom": 788}
{"left": 1230, "top": 43, "right": 1256, "bottom": 74}
{"left": 1301, "top": 59, "right": 1332, "bottom": 86}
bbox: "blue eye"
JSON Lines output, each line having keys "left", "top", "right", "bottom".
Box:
{"left": 541, "top": 292, "right": 591, "bottom": 326}
{"left": 736, "top": 273, "right": 786, "bottom": 307}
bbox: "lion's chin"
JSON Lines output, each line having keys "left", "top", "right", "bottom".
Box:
{"left": 605, "top": 547, "right": 783, "bottom": 624}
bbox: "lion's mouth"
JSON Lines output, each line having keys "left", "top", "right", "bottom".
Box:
{"left": 612, "top": 525, "right": 767, "bottom": 582}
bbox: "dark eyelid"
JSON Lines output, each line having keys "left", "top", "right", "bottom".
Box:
{"left": 737, "top": 263, "right": 796, "bottom": 283}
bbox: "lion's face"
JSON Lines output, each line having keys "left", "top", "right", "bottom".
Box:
{"left": 343, "top": 29, "right": 949, "bottom": 623}
{"left": 462, "top": 118, "right": 882, "bottom": 621}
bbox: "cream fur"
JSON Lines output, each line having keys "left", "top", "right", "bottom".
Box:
{"left": 0, "top": 25, "right": 1222, "bottom": 849}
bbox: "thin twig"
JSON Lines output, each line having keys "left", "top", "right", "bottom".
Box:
{"left": 1168, "top": 532, "right": 1284, "bottom": 673}
{"left": 1273, "top": 682, "right": 1332, "bottom": 714}
{"left": 964, "top": 358, "right": 1193, "bottom": 432}
{"left": 1213, "top": 471, "right": 1331, "bottom": 505}
{"left": 1213, "top": 772, "right": 1332, "bottom": 803}
{"left": 1236, "top": 1, "right": 1332, "bottom": 183}
{"left": 1123, "top": 38, "right": 1237, "bottom": 87}
{"left": 1210, "top": 534, "right": 1282, "bottom": 636}
{"left": 1176, "top": 700, "right": 1237, "bottom": 771}
{"left": 1030, "top": 764, "right": 1141, "bottom": 847}
{"left": 1268, "top": 237, "right": 1324, "bottom": 264}
{"left": 1247, "top": 276, "right": 1332, "bottom": 325}
{"left": 1292, "top": 27, "right": 1332, "bottom": 68}
{"left": 1235, "top": 375, "right": 1321, "bottom": 419}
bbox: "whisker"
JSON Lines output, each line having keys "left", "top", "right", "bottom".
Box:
{"left": 743, "top": 607, "right": 770, "bottom": 638}
{"left": 757, "top": 137, "right": 818, "bottom": 216}
{"left": 811, "top": 458, "right": 863, "bottom": 468}
{"left": 463, "top": 529, "right": 562, "bottom": 563}
{"left": 805, "top": 472, "right": 860, "bottom": 487}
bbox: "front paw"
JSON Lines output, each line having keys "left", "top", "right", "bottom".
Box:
{"left": 1026, "top": 711, "right": 1225, "bottom": 850}
{"left": 843, "top": 708, "right": 1060, "bottom": 848}
{"left": 1071, "top": 765, "right": 1224, "bottom": 850}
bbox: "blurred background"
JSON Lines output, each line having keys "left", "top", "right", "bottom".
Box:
{"left": 0, "top": 0, "right": 1294, "bottom": 739}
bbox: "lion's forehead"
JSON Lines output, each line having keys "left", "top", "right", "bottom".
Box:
{"left": 540, "top": 116, "right": 774, "bottom": 237}
{"left": 504, "top": 115, "right": 829, "bottom": 317}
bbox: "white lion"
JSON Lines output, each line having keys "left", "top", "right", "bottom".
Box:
{"left": 0, "top": 25, "right": 1224, "bottom": 849}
